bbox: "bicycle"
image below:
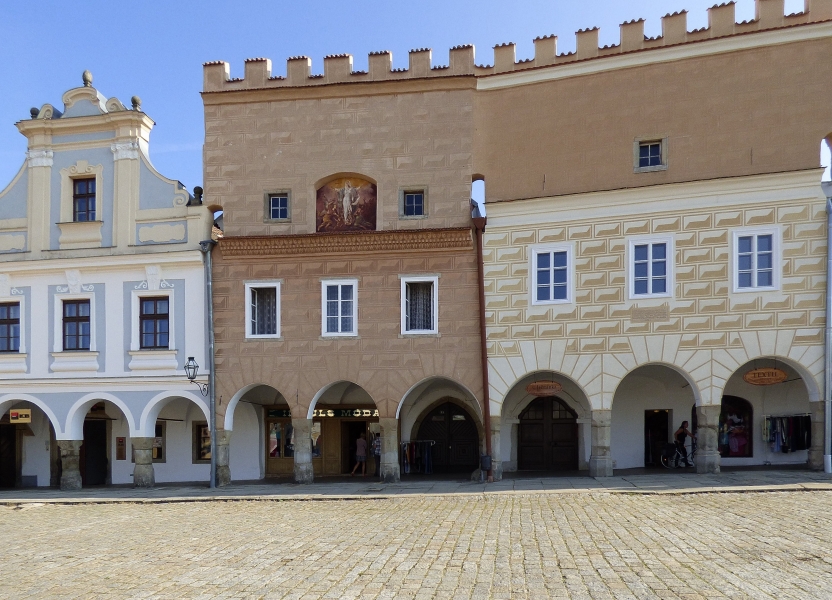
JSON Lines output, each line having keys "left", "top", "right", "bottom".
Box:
{"left": 660, "top": 440, "right": 697, "bottom": 469}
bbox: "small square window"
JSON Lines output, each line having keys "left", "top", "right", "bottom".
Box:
{"left": 322, "top": 280, "right": 357, "bottom": 336}
{"left": 638, "top": 142, "right": 662, "bottom": 168}
{"left": 73, "top": 178, "right": 96, "bottom": 222}
{"left": 0, "top": 302, "right": 20, "bottom": 353}
{"left": 246, "top": 282, "right": 280, "bottom": 338}
{"left": 400, "top": 276, "right": 438, "bottom": 334}
{"left": 400, "top": 189, "right": 427, "bottom": 219}
{"left": 265, "top": 192, "right": 291, "bottom": 222}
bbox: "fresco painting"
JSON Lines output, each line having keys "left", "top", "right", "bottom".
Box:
{"left": 316, "top": 177, "right": 377, "bottom": 232}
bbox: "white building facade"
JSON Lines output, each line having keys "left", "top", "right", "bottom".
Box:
{"left": 0, "top": 74, "right": 217, "bottom": 489}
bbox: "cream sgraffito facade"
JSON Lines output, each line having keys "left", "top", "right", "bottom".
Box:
{"left": 485, "top": 171, "right": 828, "bottom": 475}
{"left": 0, "top": 74, "right": 216, "bottom": 490}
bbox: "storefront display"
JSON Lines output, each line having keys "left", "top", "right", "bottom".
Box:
{"left": 719, "top": 396, "right": 753, "bottom": 458}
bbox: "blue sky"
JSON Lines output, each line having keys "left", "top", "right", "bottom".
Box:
{"left": 0, "top": 0, "right": 827, "bottom": 192}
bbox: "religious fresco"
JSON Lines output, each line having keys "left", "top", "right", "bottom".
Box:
{"left": 316, "top": 177, "right": 377, "bottom": 232}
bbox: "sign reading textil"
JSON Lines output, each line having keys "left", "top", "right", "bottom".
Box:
{"left": 743, "top": 368, "right": 788, "bottom": 386}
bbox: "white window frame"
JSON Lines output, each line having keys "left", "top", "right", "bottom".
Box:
{"left": 321, "top": 279, "right": 358, "bottom": 337}
{"left": 732, "top": 227, "right": 780, "bottom": 294}
{"left": 265, "top": 191, "right": 291, "bottom": 223}
{"left": 400, "top": 275, "right": 439, "bottom": 335}
{"left": 0, "top": 295, "right": 26, "bottom": 354}
{"left": 627, "top": 235, "right": 675, "bottom": 300}
{"left": 530, "top": 244, "right": 574, "bottom": 306}
{"left": 53, "top": 293, "right": 96, "bottom": 353}
{"left": 633, "top": 136, "right": 668, "bottom": 173}
{"left": 130, "top": 289, "right": 175, "bottom": 351}
{"left": 399, "top": 187, "right": 428, "bottom": 219}
{"left": 244, "top": 281, "right": 282, "bottom": 339}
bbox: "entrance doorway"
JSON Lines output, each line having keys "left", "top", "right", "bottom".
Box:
{"left": 518, "top": 397, "right": 578, "bottom": 471}
{"left": 416, "top": 402, "right": 479, "bottom": 473}
{"left": 644, "top": 410, "right": 670, "bottom": 467}
{"left": 80, "top": 419, "right": 108, "bottom": 486}
{"left": 0, "top": 424, "right": 16, "bottom": 488}
{"left": 341, "top": 421, "right": 368, "bottom": 474}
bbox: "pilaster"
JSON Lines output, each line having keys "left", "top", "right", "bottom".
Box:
{"left": 292, "top": 418, "right": 314, "bottom": 484}
{"left": 216, "top": 429, "right": 232, "bottom": 486}
{"left": 696, "top": 405, "right": 721, "bottom": 474}
{"left": 379, "top": 418, "right": 400, "bottom": 483}
{"left": 57, "top": 440, "right": 82, "bottom": 491}
{"left": 809, "top": 401, "right": 825, "bottom": 471}
{"left": 589, "top": 409, "right": 613, "bottom": 477}
{"left": 131, "top": 437, "right": 155, "bottom": 488}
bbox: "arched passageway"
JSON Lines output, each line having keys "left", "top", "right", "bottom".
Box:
{"left": 412, "top": 400, "right": 480, "bottom": 474}
{"left": 0, "top": 401, "right": 59, "bottom": 488}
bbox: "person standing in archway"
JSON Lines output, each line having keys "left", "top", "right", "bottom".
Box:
{"left": 674, "top": 421, "right": 695, "bottom": 468}
{"left": 350, "top": 432, "right": 367, "bottom": 476}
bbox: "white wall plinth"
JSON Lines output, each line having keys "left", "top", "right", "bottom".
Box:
{"left": 57, "top": 221, "right": 103, "bottom": 249}
{"left": 0, "top": 353, "right": 27, "bottom": 373}
{"left": 128, "top": 350, "right": 178, "bottom": 371}
{"left": 50, "top": 351, "right": 99, "bottom": 372}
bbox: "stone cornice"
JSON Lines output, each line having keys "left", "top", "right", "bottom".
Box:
{"left": 219, "top": 227, "right": 474, "bottom": 257}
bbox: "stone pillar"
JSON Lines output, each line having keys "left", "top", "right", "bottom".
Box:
{"left": 216, "top": 429, "right": 232, "bottom": 486}
{"left": 490, "top": 417, "right": 503, "bottom": 481}
{"left": 589, "top": 409, "right": 613, "bottom": 477}
{"left": 695, "top": 405, "right": 721, "bottom": 474}
{"left": 57, "top": 440, "right": 82, "bottom": 491}
{"left": 379, "top": 418, "right": 400, "bottom": 483}
{"left": 292, "top": 418, "right": 314, "bottom": 484}
{"left": 131, "top": 437, "right": 155, "bottom": 488}
{"left": 809, "top": 401, "right": 825, "bottom": 471}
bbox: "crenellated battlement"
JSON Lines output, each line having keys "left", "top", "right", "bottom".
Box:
{"left": 203, "top": 0, "right": 832, "bottom": 92}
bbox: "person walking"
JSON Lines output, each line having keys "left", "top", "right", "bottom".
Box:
{"left": 674, "top": 421, "right": 695, "bottom": 467}
{"left": 372, "top": 433, "right": 381, "bottom": 478}
{"left": 350, "top": 432, "right": 367, "bottom": 476}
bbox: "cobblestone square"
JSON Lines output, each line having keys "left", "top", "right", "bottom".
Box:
{"left": 1, "top": 490, "right": 831, "bottom": 599}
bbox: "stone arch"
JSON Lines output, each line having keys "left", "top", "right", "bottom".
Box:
{"left": 713, "top": 350, "right": 821, "bottom": 404}
{"left": 64, "top": 393, "right": 137, "bottom": 440}
{"left": 313, "top": 172, "right": 378, "bottom": 189}
{"left": 407, "top": 396, "right": 485, "bottom": 450}
{"left": 224, "top": 383, "right": 290, "bottom": 430}
{"left": 139, "top": 391, "right": 210, "bottom": 438}
{"left": 307, "top": 380, "right": 378, "bottom": 419}
{"left": 610, "top": 361, "right": 702, "bottom": 409}
{"left": 0, "top": 395, "right": 63, "bottom": 438}
{"left": 397, "top": 376, "right": 483, "bottom": 443}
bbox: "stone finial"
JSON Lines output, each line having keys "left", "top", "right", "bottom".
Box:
{"left": 29, "top": 107, "right": 39, "bottom": 119}
{"left": 131, "top": 96, "right": 141, "bottom": 110}
{"left": 82, "top": 70, "right": 93, "bottom": 87}
{"left": 192, "top": 186, "right": 204, "bottom": 206}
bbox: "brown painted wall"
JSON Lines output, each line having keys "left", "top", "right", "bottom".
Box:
{"left": 204, "top": 86, "right": 475, "bottom": 237}
{"left": 473, "top": 38, "right": 832, "bottom": 202}
{"left": 212, "top": 245, "right": 483, "bottom": 423}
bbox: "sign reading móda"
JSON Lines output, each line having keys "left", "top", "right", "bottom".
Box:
{"left": 526, "top": 381, "right": 563, "bottom": 397}
{"left": 743, "top": 368, "right": 788, "bottom": 386}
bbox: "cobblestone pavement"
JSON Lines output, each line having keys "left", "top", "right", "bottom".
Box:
{"left": 2, "top": 491, "right": 832, "bottom": 599}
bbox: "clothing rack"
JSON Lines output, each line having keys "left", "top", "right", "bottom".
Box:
{"left": 400, "top": 440, "right": 435, "bottom": 475}
{"left": 762, "top": 413, "right": 810, "bottom": 418}
{"left": 762, "top": 414, "right": 812, "bottom": 455}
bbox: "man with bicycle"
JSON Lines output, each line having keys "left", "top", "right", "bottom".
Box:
{"left": 674, "top": 421, "right": 696, "bottom": 468}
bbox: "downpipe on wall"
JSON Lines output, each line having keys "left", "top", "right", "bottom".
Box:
{"left": 200, "top": 240, "right": 218, "bottom": 488}
{"left": 825, "top": 199, "right": 832, "bottom": 473}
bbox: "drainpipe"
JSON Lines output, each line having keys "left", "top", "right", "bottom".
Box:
{"left": 199, "top": 240, "right": 218, "bottom": 488}
{"left": 825, "top": 199, "right": 832, "bottom": 474}
{"left": 473, "top": 214, "right": 493, "bottom": 483}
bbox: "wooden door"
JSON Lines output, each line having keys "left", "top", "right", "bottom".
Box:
{"left": 417, "top": 402, "right": 479, "bottom": 473}
{"left": 0, "top": 424, "right": 16, "bottom": 488}
{"left": 518, "top": 397, "right": 578, "bottom": 471}
{"left": 82, "top": 420, "right": 108, "bottom": 486}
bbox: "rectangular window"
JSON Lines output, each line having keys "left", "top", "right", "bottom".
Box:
{"left": 404, "top": 192, "right": 424, "bottom": 217}
{"left": 73, "top": 178, "right": 96, "bottom": 222}
{"left": 736, "top": 233, "right": 775, "bottom": 290}
{"left": 0, "top": 303, "right": 20, "bottom": 353}
{"left": 404, "top": 281, "right": 436, "bottom": 333}
{"left": 152, "top": 421, "right": 165, "bottom": 462}
{"left": 322, "top": 280, "right": 357, "bottom": 336}
{"left": 638, "top": 142, "right": 662, "bottom": 168}
{"left": 633, "top": 242, "right": 667, "bottom": 295}
{"left": 246, "top": 284, "right": 280, "bottom": 338}
{"left": 139, "top": 297, "right": 169, "bottom": 349}
{"left": 535, "top": 251, "right": 568, "bottom": 302}
{"left": 269, "top": 194, "right": 289, "bottom": 220}
{"left": 63, "top": 299, "right": 91, "bottom": 351}
{"left": 193, "top": 422, "right": 211, "bottom": 463}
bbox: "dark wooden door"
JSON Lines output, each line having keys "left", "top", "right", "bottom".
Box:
{"left": 644, "top": 410, "right": 669, "bottom": 467}
{"left": 0, "top": 424, "right": 16, "bottom": 488}
{"left": 81, "top": 420, "right": 108, "bottom": 486}
{"left": 417, "top": 402, "right": 479, "bottom": 473}
{"left": 518, "top": 397, "right": 578, "bottom": 471}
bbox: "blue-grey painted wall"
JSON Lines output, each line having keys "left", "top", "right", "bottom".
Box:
{"left": 139, "top": 160, "right": 180, "bottom": 210}
{"left": 0, "top": 163, "right": 29, "bottom": 220}
{"left": 52, "top": 131, "right": 114, "bottom": 144}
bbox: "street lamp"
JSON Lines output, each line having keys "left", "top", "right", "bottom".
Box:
{"left": 185, "top": 357, "right": 209, "bottom": 396}
{"left": 184, "top": 355, "right": 215, "bottom": 488}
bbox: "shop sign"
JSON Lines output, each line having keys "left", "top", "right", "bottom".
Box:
{"left": 266, "top": 408, "right": 380, "bottom": 418}
{"left": 743, "top": 368, "right": 788, "bottom": 386}
{"left": 526, "top": 381, "right": 562, "bottom": 397}
{"left": 9, "top": 409, "right": 31, "bottom": 423}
